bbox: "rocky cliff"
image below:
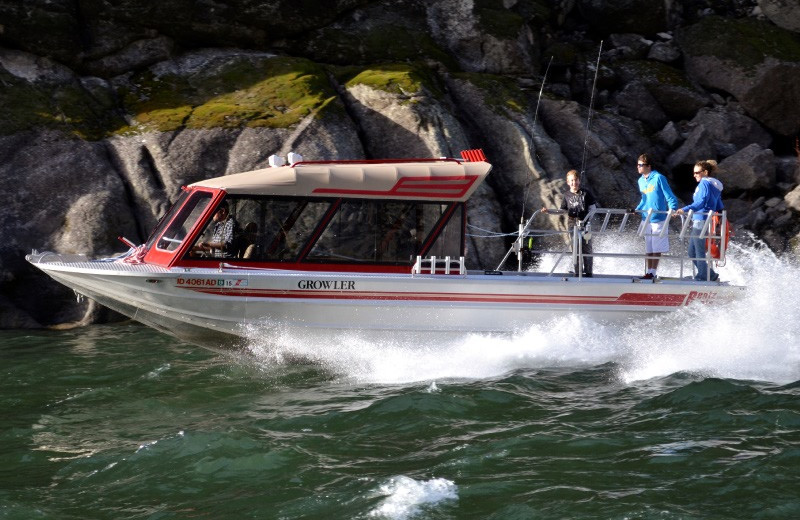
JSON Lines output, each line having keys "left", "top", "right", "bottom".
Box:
{"left": 1, "top": 0, "right": 799, "bottom": 328}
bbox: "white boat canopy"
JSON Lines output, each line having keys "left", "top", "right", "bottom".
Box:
{"left": 188, "top": 159, "right": 492, "bottom": 201}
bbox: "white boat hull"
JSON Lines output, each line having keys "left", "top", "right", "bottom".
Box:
{"left": 28, "top": 253, "right": 745, "bottom": 345}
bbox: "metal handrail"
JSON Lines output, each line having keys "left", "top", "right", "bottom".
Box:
{"left": 496, "top": 207, "right": 730, "bottom": 278}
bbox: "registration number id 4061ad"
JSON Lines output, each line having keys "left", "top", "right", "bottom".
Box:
{"left": 176, "top": 278, "right": 248, "bottom": 288}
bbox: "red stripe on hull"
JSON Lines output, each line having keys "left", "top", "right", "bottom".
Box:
{"left": 178, "top": 287, "right": 687, "bottom": 307}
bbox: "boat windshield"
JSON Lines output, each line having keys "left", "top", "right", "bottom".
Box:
{"left": 145, "top": 191, "right": 188, "bottom": 251}
{"left": 153, "top": 191, "right": 214, "bottom": 252}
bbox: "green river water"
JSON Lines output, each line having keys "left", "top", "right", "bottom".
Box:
{"left": 2, "top": 244, "right": 799, "bottom": 519}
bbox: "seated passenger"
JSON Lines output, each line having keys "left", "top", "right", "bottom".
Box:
{"left": 242, "top": 222, "right": 259, "bottom": 259}
{"left": 195, "top": 202, "right": 237, "bottom": 258}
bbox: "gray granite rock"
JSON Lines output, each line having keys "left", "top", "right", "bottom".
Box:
{"left": 758, "top": 0, "right": 800, "bottom": 33}
{"left": 678, "top": 16, "right": 800, "bottom": 136}
{"left": 717, "top": 144, "right": 777, "bottom": 193}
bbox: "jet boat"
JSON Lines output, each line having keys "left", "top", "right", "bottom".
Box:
{"left": 27, "top": 149, "right": 744, "bottom": 345}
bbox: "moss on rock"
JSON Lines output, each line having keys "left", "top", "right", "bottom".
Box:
{"left": 338, "top": 63, "right": 445, "bottom": 100}
{"left": 0, "top": 69, "right": 125, "bottom": 139}
{"left": 452, "top": 71, "right": 529, "bottom": 115}
{"left": 118, "top": 55, "right": 340, "bottom": 134}
{"left": 616, "top": 60, "right": 693, "bottom": 89}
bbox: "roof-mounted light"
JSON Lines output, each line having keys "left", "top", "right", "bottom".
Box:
{"left": 268, "top": 154, "right": 286, "bottom": 167}
{"left": 287, "top": 152, "right": 303, "bottom": 165}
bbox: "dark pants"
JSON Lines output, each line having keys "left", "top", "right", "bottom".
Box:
{"left": 572, "top": 228, "right": 592, "bottom": 276}
{"left": 569, "top": 217, "right": 594, "bottom": 276}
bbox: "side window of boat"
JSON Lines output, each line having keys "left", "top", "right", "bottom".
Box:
{"left": 156, "top": 191, "right": 213, "bottom": 252}
{"left": 374, "top": 201, "right": 429, "bottom": 262}
{"left": 227, "top": 197, "right": 261, "bottom": 259}
{"left": 252, "top": 199, "right": 329, "bottom": 261}
{"left": 424, "top": 203, "right": 463, "bottom": 259}
{"left": 184, "top": 196, "right": 267, "bottom": 260}
{"left": 307, "top": 200, "right": 377, "bottom": 262}
{"left": 281, "top": 201, "right": 331, "bottom": 261}
{"left": 306, "top": 200, "right": 451, "bottom": 264}
{"left": 203, "top": 196, "right": 331, "bottom": 262}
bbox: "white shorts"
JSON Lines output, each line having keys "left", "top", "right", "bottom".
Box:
{"left": 645, "top": 221, "right": 670, "bottom": 253}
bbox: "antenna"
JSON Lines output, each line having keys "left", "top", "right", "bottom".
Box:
{"left": 580, "top": 40, "right": 604, "bottom": 184}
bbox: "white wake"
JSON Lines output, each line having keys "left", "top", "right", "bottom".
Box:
{"left": 243, "top": 239, "right": 800, "bottom": 385}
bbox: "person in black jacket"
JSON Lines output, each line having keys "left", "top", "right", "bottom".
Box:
{"left": 544, "top": 169, "right": 597, "bottom": 277}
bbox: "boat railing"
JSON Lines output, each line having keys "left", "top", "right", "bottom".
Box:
{"left": 412, "top": 256, "right": 466, "bottom": 275}
{"left": 496, "top": 207, "right": 730, "bottom": 280}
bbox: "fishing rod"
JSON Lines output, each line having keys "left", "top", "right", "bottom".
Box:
{"left": 501, "top": 45, "right": 601, "bottom": 272}
{"left": 519, "top": 55, "right": 553, "bottom": 221}
{"left": 579, "top": 40, "right": 604, "bottom": 184}
{"left": 496, "top": 57, "right": 554, "bottom": 272}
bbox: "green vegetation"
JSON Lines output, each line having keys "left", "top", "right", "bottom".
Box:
{"left": 617, "top": 60, "right": 693, "bottom": 89}
{"left": 0, "top": 69, "right": 125, "bottom": 139}
{"left": 678, "top": 16, "right": 800, "bottom": 71}
{"left": 337, "top": 63, "right": 445, "bottom": 101}
{"left": 452, "top": 72, "right": 530, "bottom": 115}
{"left": 0, "top": 55, "right": 346, "bottom": 138}
{"left": 1, "top": 55, "right": 462, "bottom": 139}
{"left": 118, "top": 56, "right": 340, "bottom": 133}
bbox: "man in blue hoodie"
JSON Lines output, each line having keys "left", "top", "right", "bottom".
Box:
{"left": 675, "top": 160, "right": 724, "bottom": 281}
{"left": 633, "top": 154, "right": 680, "bottom": 279}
